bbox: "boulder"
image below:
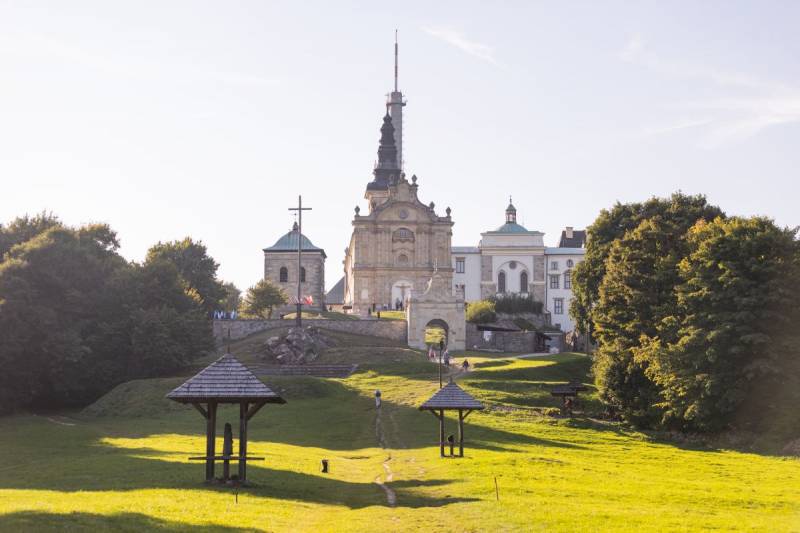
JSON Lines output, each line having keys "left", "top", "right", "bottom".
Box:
{"left": 261, "top": 326, "right": 333, "bottom": 365}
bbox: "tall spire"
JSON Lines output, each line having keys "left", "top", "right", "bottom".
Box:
{"left": 387, "top": 31, "right": 406, "bottom": 170}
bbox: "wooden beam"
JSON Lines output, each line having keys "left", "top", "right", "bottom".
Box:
{"left": 426, "top": 409, "right": 442, "bottom": 421}
{"left": 239, "top": 402, "right": 249, "bottom": 482}
{"left": 205, "top": 402, "right": 217, "bottom": 482}
{"left": 191, "top": 403, "right": 209, "bottom": 419}
{"left": 459, "top": 409, "right": 466, "bottom": 457}
{"left": 439, "top": 409, "right": 445, "bottom": 457}
{"left": 461, "top": 409, "right": 474, "bottom": 421}
{"left": 246, "top": 401, "right": 266, "bottom": 421}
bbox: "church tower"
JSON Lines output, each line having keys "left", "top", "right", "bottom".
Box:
{"left": 342, "top": 36, "right": 454, "bottom": 315}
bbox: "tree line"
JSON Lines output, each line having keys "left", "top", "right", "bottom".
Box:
{"left": 0, "top": 214, "right": 240, "bottom": 414}
{"left": 571, "top": 193, "right": 800, "bottom": 433}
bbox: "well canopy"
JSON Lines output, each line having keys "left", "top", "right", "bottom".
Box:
{"left": 419, "top": 381, "right": 484, "bottom": 411}
{"left": 167, "top": 354, "right": 286, "bottom": 404}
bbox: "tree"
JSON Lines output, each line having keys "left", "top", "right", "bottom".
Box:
{"left": 241, "top": 279, "right": 287, "bottom": 319}
{"left": 145, "top": 238, "right": 225, "bottom": 313}
{"left": 219, "top": 281, "right": 242, "bottom": 312}
{"left": 0, "top": 212, "right": 62, "bottom": 258}
{"left": 585, "top": 194, "right": 724, "bottom": 425}
{"left": 637, "top": 217, "right": 800, "bottom": 431}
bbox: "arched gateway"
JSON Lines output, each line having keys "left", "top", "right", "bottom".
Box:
{"left": 407, "top": 270, "right": 465, "bottom": 350}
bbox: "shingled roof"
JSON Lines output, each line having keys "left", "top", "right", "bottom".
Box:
{"left": 167, "top": 354, "right": 286, "bottom": 404}
{"left": 419, "top": 381, "right": 484, "bottom": 411}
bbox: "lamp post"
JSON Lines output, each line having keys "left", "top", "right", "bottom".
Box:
{"left": 438, "top": 338, "right": 444, "bottom": 388}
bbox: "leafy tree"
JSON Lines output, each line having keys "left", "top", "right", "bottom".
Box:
{"left": 0, "top": 212, "right": 62, "bottom": 258}
{"left": 636, "top": 217, "right": 800, "bottom": 431}
{"left": 586, "top": 194, "right": 724, "bottom": 425}
{"left": 466, "top": 300, "right": 496, "bottom": 324}
{"left": 571, "top": 194, "right": 723, "bottom": 335}
{"left": 491, "top": 293, "right": 543, "bottom": 314}
{"left": 240, "top": 279, "right": 287, "bottom": 319}
{"left": 145, "top": 238, "right": 225, "bottom": 313}
{"left": 220, "top": 281, "right": 242, "bottom": 312}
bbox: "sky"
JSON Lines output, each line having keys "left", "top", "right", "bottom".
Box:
{"left": 2, "top": 1, "right": 799, "bottom": 292}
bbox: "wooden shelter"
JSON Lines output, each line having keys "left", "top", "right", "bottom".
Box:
{"left": 166, "top": 354, "right": 286, "bottom": 484}
{"left": 419, "top": 380, "right": 484, "bottom": 457}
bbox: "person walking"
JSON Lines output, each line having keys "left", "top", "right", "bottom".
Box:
{"left": 461, "top": 359, "right": 470, "bottom": 372}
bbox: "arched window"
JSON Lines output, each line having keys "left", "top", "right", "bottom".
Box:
{"left": 300, "top": 267, "right": 306, "bottom": 283}
{"left": 397, "top": 254, "right": 409, "bottom": 265}
{"left": 279, "top": 267, "right": 288, "bottom": 283}
{"left": 520, "top": 271, "right": 528, "bottom": 293}
{"left": 567, "top": 259, "right": 574, "bottom": 268}
{"left": 564, "top": 270, "right": 572, "bottom": 289}
{"left": 392, "top": 227, "right": 415, "bottom": 242}
{"left": 498, "top": 271, "right": 506, "bottom": 293}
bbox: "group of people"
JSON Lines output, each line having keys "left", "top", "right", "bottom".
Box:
{"left": 426, "top": 345, "right": 470, "bottom": 372}
{"left": 211, "top": 310, "right": 238, "bottom": 320}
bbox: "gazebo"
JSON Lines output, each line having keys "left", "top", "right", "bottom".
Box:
{"left": 419, "top": 380, "right": 484, "bottom": 457}
{"left": 166, "top": 353, "right": 286, "bottom": 484}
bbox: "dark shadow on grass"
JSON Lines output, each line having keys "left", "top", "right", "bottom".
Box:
{"left": 0, "top": 511, "right": 251, "bottom": 532}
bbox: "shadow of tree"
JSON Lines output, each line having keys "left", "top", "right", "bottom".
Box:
{"left": 0, "top": 511, "right": 252, "bottom": 532}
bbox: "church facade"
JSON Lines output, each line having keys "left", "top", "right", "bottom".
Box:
{"left": 342, "top": 114, "right": 453, "bottom": 315}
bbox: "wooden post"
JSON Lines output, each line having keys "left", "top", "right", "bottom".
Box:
{"left": 239, "top": 401, "right": 248, "bottom": 482}
{"left": 458, "top": 409, "right": 464, "bottom": 457}
{"left": 439, "top": 409, "right": 445, "bottom": 457}
{"left": 206, "top": 402, "right": 217, "bottom": 482}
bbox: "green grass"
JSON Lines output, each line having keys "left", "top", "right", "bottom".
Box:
{"left": 0, "top": 339, "right": 798, "bottom": 532}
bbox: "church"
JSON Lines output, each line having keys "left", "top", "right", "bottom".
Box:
{"left": 340, "top": 44, "right": 453, "bottom": 316}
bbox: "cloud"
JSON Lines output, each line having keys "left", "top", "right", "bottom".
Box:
{"left": 622, "top": 34, "right": 800, "bottom": 147}
{"left": 423, "top": 26, "right": 498, "bottom": 65}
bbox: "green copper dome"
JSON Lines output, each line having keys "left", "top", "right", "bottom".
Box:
{"left": 493, "top": 222, "right": 530, "bottom": 233}
{"left": 264, "top": 223, "right": 325, "bottom": 256}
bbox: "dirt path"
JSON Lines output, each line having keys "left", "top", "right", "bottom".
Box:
{"left": 373, "top": 406, "right": 397, "bottom": 507}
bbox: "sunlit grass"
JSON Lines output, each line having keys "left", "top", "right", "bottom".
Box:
{"left": 0, "top": 349, "right": 798, "bottom": 532}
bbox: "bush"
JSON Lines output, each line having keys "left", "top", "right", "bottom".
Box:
{"left": 465, "top": 300, "right": 496, "bottom": 324}
{"left": 491, "top": 293, "right": 543, "bottom": 314}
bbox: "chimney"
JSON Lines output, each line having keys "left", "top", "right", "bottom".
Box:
{"left": 566, "top": 226, "right": 574, "bottom": 239}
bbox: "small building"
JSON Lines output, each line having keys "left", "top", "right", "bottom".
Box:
{"left": 263, "top": 222, "right": 326, "bottom": 314}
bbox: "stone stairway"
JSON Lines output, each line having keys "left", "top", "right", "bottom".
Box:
{"left": 250, "top": 364, "right": 358, "bottom": 378}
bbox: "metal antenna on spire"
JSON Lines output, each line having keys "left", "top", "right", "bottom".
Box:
{"left": 394, "top": 29, "right": 399, "bottom": 92}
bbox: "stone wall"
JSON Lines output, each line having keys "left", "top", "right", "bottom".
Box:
{"left": 465, "top": 323, "right": 538, "bottom": 352}
{"left": 213, "top": 318, "right": 408, "bottom": 343}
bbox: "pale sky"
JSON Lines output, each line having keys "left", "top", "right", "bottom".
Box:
{"left": 2, "top": 1, "right": 799, "bottom": 292}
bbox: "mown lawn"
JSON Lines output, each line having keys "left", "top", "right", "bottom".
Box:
{"left": 0, "top": 348, "right": 798, "bottom": 532}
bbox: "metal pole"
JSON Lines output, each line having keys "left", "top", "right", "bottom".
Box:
{"left": 296, "top": 195, "right": 302, "bottom": 328}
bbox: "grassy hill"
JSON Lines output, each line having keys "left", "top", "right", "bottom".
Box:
{"left": 0, "top": 334, "right": 797, "bottom": 532}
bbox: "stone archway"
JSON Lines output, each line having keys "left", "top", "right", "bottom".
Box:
{"left": 424, "top": 318, "right": 449, "bottom": 347}
{"left": 407, "top": 271, "right": 465, "bottom": 350}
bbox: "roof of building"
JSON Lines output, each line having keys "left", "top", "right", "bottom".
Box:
{"left": 419, "top": 381, "right": 485, "bottom": 411}
{"left": 452, "top": 246, "right": 480, "bottom": 254}
{"left": 558, "top": 229, "right": 587, "bottom": 248}
{"left": 166, "top": 354, "right": 286, "bottom": 403}
{"left": 264, "top": 223, "right": 326, "bottom": 256}
{"left": 545, "top": 247, "right": 586, "bottom": 255}
{"left": 326, "top": 276, "right": 345, "bottom": 305}
{"left": 489, "top": 221, "right": 532, "bottom": 234}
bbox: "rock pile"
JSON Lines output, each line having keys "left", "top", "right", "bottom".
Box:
{"left": 262, "top": 326, "right": 333, "bottom": 365}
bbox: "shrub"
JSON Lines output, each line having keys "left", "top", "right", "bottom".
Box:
{"left": 491, "top": 293, "right": 543, "bottom": 314}
{"left": 465, "top": 300, "right": 496, "bottom": 324}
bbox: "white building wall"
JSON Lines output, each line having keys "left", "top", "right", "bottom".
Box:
{"left": 452, "top": 252, "right": 481, "bottom": 301}
{"left": 544, "top": 249, "right": 585, "bottom": 333}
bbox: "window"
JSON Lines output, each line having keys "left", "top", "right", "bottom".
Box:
{"left": 392, "top": 227, "right": 415, "bottom": 242}
{"left": 397, "top": 254, "right": 409, "bottom": 265}
{"left": 279, "top": 267, "right": 288, "bottom": 282}
{"left": 550, "top": 274, "right": 559, "bottom": 289}
{"left": 567, "top": 259, "right": 574, "bottom": 268}
{"left": 550, "top": 261, "right": 559, "bottom": 271}
{"left": 456, "top": 258, "right": 465, "bottom": 273}
{"left": 300, "top": 267, "right": 306, "bottom": 283}
{"left": 520, "top": 271, "right": 528, "bottom": 293}
{"left": 564, "top": 271, "right": 572, "bottom": 289}
{"left": 554, "top": 298, "right": 564, "bottom": 314}
{"left": 498, "top": 271, "right": 506, "bottom": 293}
